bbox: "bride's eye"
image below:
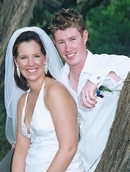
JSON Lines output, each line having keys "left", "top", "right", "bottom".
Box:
{"left": 20, "top": 56, "right": 27, "bottom": 60}
{"left": 35, "top": 55, "right": 40, "bottom": 58}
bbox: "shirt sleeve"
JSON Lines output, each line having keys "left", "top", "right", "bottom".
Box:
{"left": 98, "top": 77, "right": 124, "bottom": 91}
{"left": 89, "top": 55, "right": 130, "bottom": 87}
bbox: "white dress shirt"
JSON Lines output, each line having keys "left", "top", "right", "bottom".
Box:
{"left": 58, "top": 50, "right": 130, "bottom": 171}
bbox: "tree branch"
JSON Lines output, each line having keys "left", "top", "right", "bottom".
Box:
{"left": 80, "top": 0, "right": 105, "bottom": 17}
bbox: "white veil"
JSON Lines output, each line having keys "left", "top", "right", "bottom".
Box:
{"left": 4, "top": 26, "right": 63, "bottom": 145}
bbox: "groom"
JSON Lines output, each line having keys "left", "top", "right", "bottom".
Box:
{"left": 49, "top": 8, "right": 130, "bottom": 171}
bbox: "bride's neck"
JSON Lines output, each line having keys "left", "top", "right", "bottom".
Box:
{"left": 28, "top": 76, "right": 45, "bottom": 93}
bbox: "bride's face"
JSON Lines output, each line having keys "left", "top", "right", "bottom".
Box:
{"left": 14, "top": 40, "right": 46, "bottom": 82}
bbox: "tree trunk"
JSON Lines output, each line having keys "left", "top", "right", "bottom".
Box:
{"left": 0, "top": 0, "right": 37, "bottom": 89}
{"left": 95, "top": 72, "right": 130, "bottom": 172}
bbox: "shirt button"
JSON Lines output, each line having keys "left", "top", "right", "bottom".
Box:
{"left": 97, "top": 76, "right": 101, "bottom": 80}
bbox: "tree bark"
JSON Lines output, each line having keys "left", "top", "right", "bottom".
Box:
{"left": 0, "top": 0, "right": 37, "bottom": 89}
{"left": 95, "top": 72, "right": 130, "bottom": 172}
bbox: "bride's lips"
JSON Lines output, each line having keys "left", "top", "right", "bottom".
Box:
{"left": 26, "top": 68, "right": 37, "bottom": 73}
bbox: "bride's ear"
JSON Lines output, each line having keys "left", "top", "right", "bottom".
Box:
{"left": 44, "top": 61, "right": 48, "bottom": 74}
{"left": 13, "top": 57, "right": 21, "bottom": 77}
{"left": 13, "top": 56, "right": 18, "bottom": 66}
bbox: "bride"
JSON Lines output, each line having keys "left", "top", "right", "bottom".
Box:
{"left": 4, "top": 26, "right": 85, "bottom": 172}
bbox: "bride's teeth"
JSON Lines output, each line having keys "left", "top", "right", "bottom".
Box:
{"left": 27, "top": 69, "right": 36, "bottom": 73}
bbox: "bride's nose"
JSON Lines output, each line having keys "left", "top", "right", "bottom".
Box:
{"left": 28, "top": 57, "right": 35, "bottom": 66}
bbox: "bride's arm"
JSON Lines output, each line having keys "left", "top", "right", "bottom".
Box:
{"left": 45, "top": 82, "right": 78, "bottom": 172}
{"left": 12, "top": 95, "right": 30, "bottom": 172}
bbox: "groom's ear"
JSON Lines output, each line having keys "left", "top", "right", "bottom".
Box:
{"left": 52, "top": 38, "right": 56, "bottom": 45}
{"left": 83, "top": 30, "right": 88, "bottom": 44}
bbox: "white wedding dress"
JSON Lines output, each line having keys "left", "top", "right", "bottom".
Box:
{"left": 21, "top": 83, "right": 85, "bottom": 172}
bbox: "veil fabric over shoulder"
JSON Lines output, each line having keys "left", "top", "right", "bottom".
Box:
{"left": 4, "top": 26, "right": 63, "bottom": 145}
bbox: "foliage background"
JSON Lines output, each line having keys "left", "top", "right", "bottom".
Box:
{"left": 0, "top": 0, "right": 130, "bottom": 160}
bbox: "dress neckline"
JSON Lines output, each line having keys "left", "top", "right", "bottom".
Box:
{"left": 23, "top": 83, "right": 45, "bottom": 135}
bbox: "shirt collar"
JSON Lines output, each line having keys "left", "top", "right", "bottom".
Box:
{"left": 81, "top": 50, "right": 96, "bottom": 75}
